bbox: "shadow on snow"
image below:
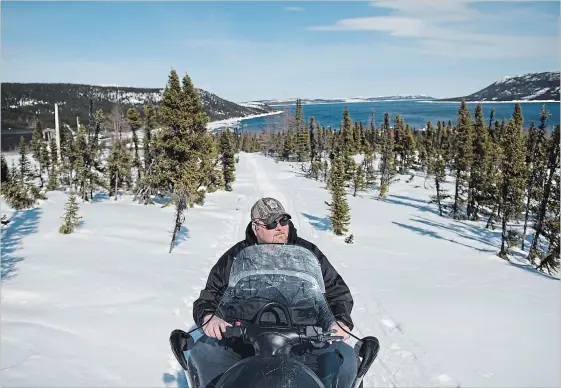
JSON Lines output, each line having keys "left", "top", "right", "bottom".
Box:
{"left": 301, "top": 212, "right": 331, "bottom": 232}
{"left": 1, "top": 208, "right": 42, "bottom": 281}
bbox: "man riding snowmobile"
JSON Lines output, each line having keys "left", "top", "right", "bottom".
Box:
{"left": 189, "top": 197, "right": 358, "bottom": 387}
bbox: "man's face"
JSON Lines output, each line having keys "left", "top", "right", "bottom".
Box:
{"left": 253, "top": 216, "right": 289, "bottom": 244}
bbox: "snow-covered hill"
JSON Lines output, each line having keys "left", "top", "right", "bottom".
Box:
{"left": 245, "top": 95, "right": 436, "bottom": 106}
{"left": 1, "top": 153, "right": 558, "bottom": 388}
{"left": 441, "top": 71, "right": 560, "bottom": 102}
{"left": 1, "top": 83, "right": 279, "bottom": 131}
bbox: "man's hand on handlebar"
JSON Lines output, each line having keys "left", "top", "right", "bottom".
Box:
{"left": 331, "top": 321, "right": 350, "bottom": 341}
{"left": 202, "top": 314, "right": 232, "bottom": 340}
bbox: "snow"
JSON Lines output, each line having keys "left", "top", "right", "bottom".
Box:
{"left": 522, "top": 87, "right": 551, "bottom": 100}
{"left": 1, "top": 152, "right": 559, "bottom": 388}
{"left": 206, "top": 110, "right": 283, "bottom": 132}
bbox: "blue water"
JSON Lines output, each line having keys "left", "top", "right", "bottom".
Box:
{"left": 237, "top": 101, "right": 560, "bottom": 133}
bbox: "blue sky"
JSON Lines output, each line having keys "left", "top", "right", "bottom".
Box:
{"left": 1, "top": 1, "right": 559, "bottom": 102}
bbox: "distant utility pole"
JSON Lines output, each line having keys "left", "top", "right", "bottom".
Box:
{"left": 54, "top": 103, "right": 62, "bottom": 163}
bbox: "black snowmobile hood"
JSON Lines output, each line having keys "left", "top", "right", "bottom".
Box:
{"left": 244, "top": 219, "right": 298, "bottom": 245}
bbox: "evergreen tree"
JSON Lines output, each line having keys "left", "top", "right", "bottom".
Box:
{"left": 467, "top": 104, "right": 491, "bottom": 220}
{"left": 423, "top": 120, "right": 436, "bottom": 178}
{"left": 18, "top": 136, "right": 33, "bottom": 185}
{"left": 29, "top": 121, "right": 45, "bottom": 186}
{"left": 498, "top": 111, "right": 526, "bottom": 259}
{"left": 126, "top": 107, "right": 143, "bottom": 183}
{"left": 71, "top": 124, "right": 89, "bottom": 199}
{"left": 535, "top": 171, "right": 559, "bottom": 274}
{"left": 341, "top": 107, "right": 355, "bottom": 181}
{"left": 294, "top": 99, "right": 310, "bottom": 162}
{"left": 452, "top": 100, "right": 474, "bottom": 219}
{"left": 309, "top": 117, "right": 318, "bottom": 162}
{"left": 362, "top": 153, "right": 377, "bottom": 189}
{"left": 1, "top": 144, "right": 40, "bottom": 210}
{"left": 59, "top": 191, "right": 81, "bottom": 234}
{"left": 484, "top": 141, "right": 504, "bottom": 230}
{"left": 1, "top": 155, "right": 9, "bottom": 183}
{"left": 521, "top": 105, "right": 549, "bottom": 250}
{"left": 1, "top": 178, "right": 37, "bottom": 210}
{"left": 528, "top": 124, "right": 560, "bottom": 265}
{"left": 143, "top": 103, "right": 156, "bottom": 169}
{"left": 325, "top": 155, "right": 351, "bottom": 236}
{"left": 206, "top": 137, "right": 225, "bottom": 193}
{"left": 393, "top": 115, "right": 413, "bottom": 173}
{"left": 219, "top": 128, "right": 236, "bottom": 191}
{"left": 379, "top": 113, "right": 395, "bottom": 199}
{"left": 106, "top": 138, "right": 132, "bottom": 199}
{"left": 431, "top": 149, "right": 449, "bottom": 216}
{"left": 352, "top": 162, "right": 366, "bottom": 196}
{"left": 152, "top": 70, "right": 212, "bottom": 207}
{"left": 133, "top": 103, "right": 157, "bottom": 205}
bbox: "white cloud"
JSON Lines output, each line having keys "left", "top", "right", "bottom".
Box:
{"left": 284, "top": 6, "right": 304, "bottom": 12}
{"left": 308, "top": 0, "right": 559, "bottom": 59}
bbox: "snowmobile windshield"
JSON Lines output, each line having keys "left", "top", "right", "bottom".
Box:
{"left": 215, "top": 244, "right": 336, "bottom": 330}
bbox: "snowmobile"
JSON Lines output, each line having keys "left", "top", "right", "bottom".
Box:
{"left": 170, "top": 244, "right": 380, "bottom": 388}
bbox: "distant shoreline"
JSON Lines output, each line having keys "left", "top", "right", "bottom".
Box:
{"left": 265, "top": 99, "right": 559, "bottom": 107}
{"left": 424, "top": 99, "right": 560, "bottom": 104}
{"left": 206, "top": 110, "right": 283, "bottom": 131}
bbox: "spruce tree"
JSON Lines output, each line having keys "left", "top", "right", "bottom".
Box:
{"left": 452, "top": 100, "right": 474, "bottom": 219}
{"left": 219, "top": 128, "right": 236, "bottom": 191}
{"left": 126, "top": 107, "right": 143, "bottom": 184}
{"left": 535, "top": 171, "right": 559, "bottom": 274}
{"left": 151, "top": 70, "right": 212, "bottom": 207}
{"left": 206, "top": 137, "right": 225, "bottom": 193}
{"left": 134, "top": 103, "right": 157, "bottom": 205}
{"left": 1, "top": 178, "right": 37, "bottom": 210}
{"left": 484, "top": 142, "right": 504, "bottom": 230}
{"left": 379, "top": 113, "right": 395, "bottom": 199}
{"left": 325, "top": 154, "right": 351, "bottom": 236}
{"left": 1, "top": 155, "right": 9, "bottom": 183}
{"left": 30, "top": 122, "right": 44, "bottom": 186}
{"left": 341, "top": 107, "right": 355, "bottom": 181}
{"left": 18, "top": 136, "right": 33, "bottom": 186}
{"left": 362, "top": 153, "right": 377, "bottom": 189}
{"left": 143, "top": 103, "right": 156, "bottom": 169}
{"left": 498, "top": 112, "right": 526, "bottom": 259}
{"left": 528, "top": 124, "right": 560, "bottom": 265}
{"left": 106, "top": 138, "right": 132, "bottom": 199}
{"left": 393, "top": 115, "right": 411, "bottom": 173}
{"left": 521, "top": 105, "right": 549, "bottom": 250}
{"left": 352, "top": 162, "right": 366, "bottom": 197}
{"left": 431, "top": 150, "right": 449, "bottom": 216}
{"left": 71, "top": 124, "right": 89, "bottom": 199}
{"left": 467, "top": 104, "right": 491, "bottom": 220}
{"left": 309, "top": 117, "right": 318, "bottom": 162}
{"left": 294, "top": 99, "right": 310, "bottom": 162}
{"left": 59, "top": 191, "right": 81, "bottom": 234}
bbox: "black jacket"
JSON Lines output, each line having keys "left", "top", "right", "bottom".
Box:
{"left": 192, "top": 220, "right": 355, "bottom": 330}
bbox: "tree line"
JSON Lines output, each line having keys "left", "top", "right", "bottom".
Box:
{"left": 0, "top": 70, "right": 262, "bottom": 251}
{"left": 256, "top": 99, "right": 559, "bottom": 274}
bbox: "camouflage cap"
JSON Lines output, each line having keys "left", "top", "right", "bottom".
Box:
{"left": 251, "top": 198, "right": 291, "bottom": 224}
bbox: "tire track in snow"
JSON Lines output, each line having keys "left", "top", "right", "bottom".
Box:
{"left": 251, "top": 155, "right": 458, "bottom": 387}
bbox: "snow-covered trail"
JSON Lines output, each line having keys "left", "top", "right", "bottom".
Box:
{"left": 237, "top": 153, "right": 458, "bottom": 388}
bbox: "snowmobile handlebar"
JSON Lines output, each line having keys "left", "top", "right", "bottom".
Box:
{"left": 223, "top": 323, "right": 344, "bottom": 356}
